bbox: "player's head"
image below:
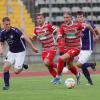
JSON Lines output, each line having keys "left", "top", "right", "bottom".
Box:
{"left": 2, "top": 17, "right": 11, "bottom": 30}
{"left": 36, "top": 13, "right": 45, "bottom": 25}
{"left": 76, "top": 11, "right": 85, "bottom": 22}
{"left": 63, "top": 12, "right": 72, "bottom": 24}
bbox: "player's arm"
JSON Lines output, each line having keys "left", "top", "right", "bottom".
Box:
{"left": 30, "top": 33, "right": 37, "bottom": 41}
{"left": 22, "top": 33, "right": 38, "bottom": 53}
{"left": 48, "top": 22, "right": 57, "bottom": 34}
{"left": 16, "top": 28, "right": 38, "bottom": 53}
{"left": 83, "top": 23, "right": 97, "bottom": 39}
{"left": 94, "top": 27, "right": 100, "bottom": 37}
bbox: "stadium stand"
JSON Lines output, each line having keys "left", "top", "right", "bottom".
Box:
{"left": 35, "top": 0, "right": 100, "bottom": 26}
{"left": 0, "top": 0, "right": 34, "bottom": 37}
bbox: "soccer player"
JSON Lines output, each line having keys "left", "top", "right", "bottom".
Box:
{"left": 52, "top": 12, "right": 97, "bottom": 85}
{"left": 31, "top": 13, "right": 58, "bottom": 81}
{"left": 0, "top": 17, "right": 38, "bottom": 90}
{"left": 76, "top": 11, "right": 99, "bottom": 85}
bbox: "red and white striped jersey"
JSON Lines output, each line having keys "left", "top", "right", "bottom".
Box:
{"left": 58, "top": 21, "right": 84, "bottom": 49}
{"left": 33, "top": 22, "right": 56, "bottom": 51}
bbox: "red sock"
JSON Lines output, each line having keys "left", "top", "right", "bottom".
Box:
{"left": 48, "top": 62, "right": 57, "bottom": 77}
{"left": 58, "top": 57, "right": 64, "bottom": 75}
{"left": 69, "top": 66, "right": 78, "bottom": 76}
{"left": 50, "top": 62, "right": 57, "bottom": 68}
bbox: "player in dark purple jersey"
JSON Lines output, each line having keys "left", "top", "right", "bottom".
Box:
{"left": 76, "top": 11, "right": 99, "bottom": 85}
{"left": 0, "top": 17, "right": 38, "bottom": 90}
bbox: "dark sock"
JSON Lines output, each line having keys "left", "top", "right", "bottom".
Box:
{"left": 82, "top": 66, "right": 93, "bottom": 84}
{"left": 69, "top": 66, "right": 78, "bottom": 76}
{"left": 82, "top": 63, "right": 95, "bottom": 69}
{"left": 4, "top": 71, "right": 10, "bottom": 87}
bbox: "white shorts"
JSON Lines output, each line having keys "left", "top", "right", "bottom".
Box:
{"left": 77, "top": 50, "right": 93, "bottom": 64}
{"left": 5, "top": 51, "right": 26, "bottom": 69}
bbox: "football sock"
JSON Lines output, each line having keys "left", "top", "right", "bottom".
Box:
{"left": 82, "top": 65, "right": 93, "bottom": 84}
{"left": 69, "top": 66, "right": 78, "bottom": 76}
{"left": 58, "top": 57, "right": 64, "bottom": 76}
{"left": 48, "top": 62, "right": 57, "bottom": 77}
{"left": 4, "top": 71, "right": 10, "bottom": 87}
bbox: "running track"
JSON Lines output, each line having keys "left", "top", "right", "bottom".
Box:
{"left": 0, "top": 70, "right": 100, "bottom": 77}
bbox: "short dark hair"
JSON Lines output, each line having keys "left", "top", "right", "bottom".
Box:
{"left": 76, "top": 11, "right": 85, "bottom": 16}
{"left": 2, "top": 17, "right": 10, "bottom": 22}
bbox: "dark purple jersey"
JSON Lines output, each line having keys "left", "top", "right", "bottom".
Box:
{"left": 0, "top": 27, "right": 26, "bottom": 53}
{"left": 81, "top": 20, "right": 95, "bottom": 50}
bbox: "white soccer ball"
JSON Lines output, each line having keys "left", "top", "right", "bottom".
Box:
{"left": 64, "top": 78, "right": 76, "bottom": 89}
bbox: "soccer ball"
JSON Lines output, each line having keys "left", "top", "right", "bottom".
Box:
{"left": 64, "top": 78, "right": 76, "bottom": 89}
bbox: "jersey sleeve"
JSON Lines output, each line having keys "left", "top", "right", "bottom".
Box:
{"left": 48, "top": 23, "right": 57, "bottom": 33}
{"left": 0, "top": 31, "right": 5, "bottom": 42}
{"left": 77, "top": 22, "right": 85, "bottom": 30}
{"left": 89, "top": 21, "right": 96, "bottom": 29}
{"left": 58, "top": 24, "right": 64, "bottom": 37}
{"left": 15, "top": 28, "right": 23, "bottom": 37}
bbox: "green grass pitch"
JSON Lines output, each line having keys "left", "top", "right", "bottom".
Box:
{"left": 0, "top": 75, "right": 100, "bottom": 100}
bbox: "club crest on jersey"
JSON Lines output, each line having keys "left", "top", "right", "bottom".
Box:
{"left": 10, "top": 34, "right": 13, "bottom": 39}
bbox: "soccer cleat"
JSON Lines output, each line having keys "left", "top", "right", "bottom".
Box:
{"left": 76, "top": 72, "right": 81, "bottom": 85}
{"left": 86, "top": 82, "right": 93, "bottom": 86}
{"left": 52, "top": 77, "right": 61, "bottom": 85}
{"left": 90, "top": 63, "right": 96, "bottom": 71}
{"left": 3, "top": 86, "right": 9, "bottom": 90}
{"left": 23, "top": 64, "right": 28, "bottom": 70}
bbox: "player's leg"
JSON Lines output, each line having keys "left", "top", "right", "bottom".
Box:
{"left": 77, "top": 50, "right": 94, "bottom": 85}
{"left": 42, "top": 50, "right": 57, "bottom": 78}
{"left": 66, "top": 48, "right": 81, "bottom": 85}
{"left": 53, "top": 48, "right": 80, "bottom": 84}
{"left": 82, "top": 62, "right": 96, "bottom": 71}
{"left": 59, "top": 52, "right": 66, "bottom": 67}
{"left": 82, "top": 65, "right": 93, "bottom": 85}
{"left": 13, "top": 51, "right": 26, "bottom": 74}
{"left": 3, "top": 51, "right": 14, "bottom": 90}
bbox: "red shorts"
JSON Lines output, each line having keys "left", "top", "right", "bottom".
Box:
{"left": 65, "top": 47, "right": 80, "bottom": 63}
{"left": 42, "top": 49, "right": 56, "bottom": 62}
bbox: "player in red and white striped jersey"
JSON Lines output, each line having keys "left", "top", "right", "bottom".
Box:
{"left": 52, "top": 12, "right": 97, "bottom": 85}
{"left": 31, "top": 13, "right": 57, "bottom": 80}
